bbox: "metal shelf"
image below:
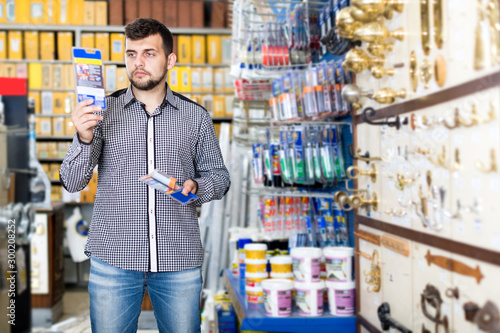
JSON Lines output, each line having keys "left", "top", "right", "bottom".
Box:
{"left": 0, "top": 24, "right": 232, "bottom": 35}
{"left": 37, "top": 136, "right": 73, "bottom": 140}
{"left": 222, "top": 270, "right": 356, "bottom": 333}
{"left": 36, "top": 114, "right": 72, "bottom": 118}
{"left": 0, "top": 59, "right": 230, "bottom": 67}
{"left": 212, "top": 117, "right": 233, "bottom": 122}
{"left": 39, "top": 158, "right": 65, "bottom": 162}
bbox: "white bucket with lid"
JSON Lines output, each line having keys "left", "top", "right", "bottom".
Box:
{"left": 290, "top": 247, "right": 322, "bottom": 283}
{"left": 326, "top": 281, "right": 356, "bottom": 316}
{"left": 270, "top": 255, "right": 292, "bottom": 274}
{"left": 323, "top": 246, "right": 354, "bottom": 282}
{"left": 244, "top": 243, "right": 267, "bottom": 260}
{"left": 262, "top": 279, "right": 293, "bottom": 317}
{"left": 270, "top": 272, "right": 294, "bottom": 280}
{"left": 293, "top": 280, "right": 325, "bottom": 317}
{"left": 245, "top": 272, "right": 269, "bottom": 289}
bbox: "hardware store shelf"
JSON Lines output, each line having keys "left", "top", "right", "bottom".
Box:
{"left": 222, "top": 270, "right": 356, "bottom": 333}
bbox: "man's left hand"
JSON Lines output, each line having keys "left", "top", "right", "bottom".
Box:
{"left": 182, "top": 179, "right": 198, "bottom": 195}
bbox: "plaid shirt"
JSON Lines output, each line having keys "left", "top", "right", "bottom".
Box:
{"left": 60, "top": 84, "right": 230, "bottom": 272}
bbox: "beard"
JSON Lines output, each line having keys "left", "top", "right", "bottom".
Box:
{"left": 129, "top": 66, "right": 168, "bottom": 91}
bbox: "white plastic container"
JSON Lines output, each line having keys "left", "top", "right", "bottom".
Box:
{"left": 326, "top": 281, "right": 356, "bottom": 316}
{"left": 244, "top": 243, "right": 268, "bottom": 260}
{"left": 323, "top": 247, "right": 354, "bottom": 282}
{"left": 262, "top": 279, "right": 294, "bottom": 317}
{"left": 270, "top": 255, "right": 292, "bottom": 274}
{"left": 290, "top": 247, "right": 322, "bottom": 283}
{"left": 293, "top": 280, "right": 325, "bottom": 316}
{"left": 245, "top": 259, "right": 268, "bottom": 274}
{"left": 270, "top": 272, "right": 294, "bottom": 280}
{"left": 245, "top": 272, "right": 269, "bottom": 289}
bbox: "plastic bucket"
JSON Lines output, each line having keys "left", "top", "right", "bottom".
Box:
{"left": 326, "top": 281, "right": 356, "bottom": 316}
{"left": 245, "top": 243, "right": 267, "bottom": 260}
{"left": 270, "top": 255, "right": 292, "bottom": 274}
{"left": 246, "top": 272, "right": 269, "bottom": 289}
{"left": 290, "top": 247, "right": 322, "bottom": 283}
{"left": 246, "top": 285, "right": 264, "bottom": 303}
{"left": 262, "top": 279, "right": 294, "bottom": 317}
{"left": 245, "top": 259, "right": 268, "bottom": 274}
{"left": 270, "top": 272, "right": 294, "bottom": 280}
{"left": 323, "top": 247, "right": 354, "bottom": 282}
{"left": 293, "top": 280, "right": 325, "bottom": 317}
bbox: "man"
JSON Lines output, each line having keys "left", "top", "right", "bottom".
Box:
{"left": 60, "top": 18, "right": 230, "bottom": 332}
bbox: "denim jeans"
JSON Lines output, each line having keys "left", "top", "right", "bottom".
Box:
{"left": 88, "top": 256, "right": 202, "bottom": 333}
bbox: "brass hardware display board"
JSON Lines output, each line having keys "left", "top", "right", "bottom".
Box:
{"left": 339, "top": 0, "right": 500, "bottom": 331}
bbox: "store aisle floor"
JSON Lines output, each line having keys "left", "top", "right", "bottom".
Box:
{"left": 31, "top": 288, "right": 159, "bottom": 333}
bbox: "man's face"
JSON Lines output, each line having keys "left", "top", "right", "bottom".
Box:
{"left": 125, "top": 34, "right": 175, "bottom": 91}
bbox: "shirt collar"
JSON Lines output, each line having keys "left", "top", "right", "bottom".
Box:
{"left": 123, "top": 82, "right": 178, "bottom": 110}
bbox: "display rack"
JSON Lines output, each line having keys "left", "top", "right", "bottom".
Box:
{"left": 222, "top": 270, "right": 356, "bottom": 333}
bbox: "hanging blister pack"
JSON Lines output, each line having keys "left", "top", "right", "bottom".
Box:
{"left": 320, "top": 127, "right": 335, "bottom": 184}
{"left": 333, "top": 202, "right": 350, "bottom": 246}
{"left": 310, "top": 126, "right": 324, "bottom": 184}
{"left": 327, "top": 60, "right": 338, "bottom": 115}
{"left": 262, "top": 143, "right": 273, "bottom": 187}
{"left": 279, "top": 128, "right": 293, "bottom": 185}
{"left": 303, "top": 65, "right": 319, "bottom": 117}
{"left": 252, "top": 144, "right": 264, "bottom": 184}
{"left": 303, "top": 126, "right": 316, "bottom": 185}
{"left": 291, "top": 126, "right": 305, "bottom": 184}
{"left": 329, "top": 125, "right": 345, "bottom": 181}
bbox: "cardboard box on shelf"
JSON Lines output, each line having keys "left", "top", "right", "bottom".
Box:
{"left": 36, "top": 142, "right": 46, "bottom": 158}
{"left": 172, "top": 35, "right": 177, "bottom": 55}
{"left": 2, "top": 63, "right": 16, "bottom": 77}
{"left": 0, "top": 32, "right": 6, "bottom": 59}
{"left": 116, "top": 67, "right": 129, "bottom": 90}
{"left": 15, "top": 0, "right": 29, "bottom": 24}
{"left": 191, "top": 1, "right": 204, "bottom": 28}
{"left": 29, "top": 0, "right": 44, "bottom": 25}
{"left": 57, "top": 142, "right": 70, "bottom": 158}
{"left": 81, "top": 33, "right": 95, "bottom": 49}
{"left": 51, "top": 186, "right": 62, "bottom": 202}
{"left": 109, "top": 0, "right": 124, "bottom": 25}
{"left": 52, "top": 92, "right": 65, "bottom": 114}
{"left": 40, "top": 32, "right": 55, "bottom": 60}
{"left": 207, "top": 35, "right": 222, "bottom": 64}
{"left": 7, "top": 31, "right": 22, "bottom": 60}
{"left": 52, "top": 117, "right": 65, "bottom": 136}
{"left": 164, "top": 0, "right": 178, "bottom": 27}
{"left": 151, "top": 0, "right": 163, "bottom": 22}
{"left": 124, "top": 0, "right": 138, "bottom": 24}
{"left": 210, "top": 1, "right": 227, "bottom": 28}
{"left": 28, "top": 63, "right": 42, "bottom": 89}
{"left": 52, "top": 64, "right": 63, "bottom": 89}
{"left": 177, "top": 36, "right": 192, "bottom": 63}
{"left": 225, "top": 96, "right": 234, "bottom": 116}
{"left": 139, "top": 0, "right": 151, "bottom": 18}
{"left": 192, "top": 35, "right": 206, "bottom": 64}
{"left": 64, "top": 92, "right": 75, "bottom": 114}
{"left": 95, "top": 1, "right": 108, "bottom": 26}
{"left": 110, "top": 33, "right": 125, "bottom": 62}
{"left": 201, "top": 95, "right": 213, "bottom": 116}
{"left": 57, "top": 32, "right": 73, "bottom": 61}
{"left": 0, "top": 0, "right": 4, "bottom": 24}
{"left": 5, "top": 0, "right": 15, "bottom": 23}
{"left": 41, "top": 91, "right": 53, "bottom": 115}
{"left": 62, "top": 64, "right": 74, "bottom": 90}
{"left": 64, "top": 118, "right": 75, "bottom": 136}
{"left": 201, "top": 68, "right": 214, "bottom": 93}
{"left": 70, "top": 0, "right": 85, "bottom": 25}
{"left": 221, "top": 36, "right": 232, "bottom": 64}
{"left": 16, "top": 63, "right": 27, "bottom": 78}
{"left": 29, "top": 91, "right": 41, "bottom": 114}
{"left": 177, "top": 1, "right": 191, "bottom": 27}
{"left": 191, "top": 67, "right": 202, "bottom": 93}
{"left": 41, "top": 64, "right": 52, "bottom": 89}
{"left": 56, "top": 0, "right": 70, "bottom": 25}
{"left": 50, "top": 163, "right": 60, "bottom": 180}
{"left": 83, "top": 0, "right": 95, "bottom": 25}
{"left": 177, "top": 66, "right": 191, "bottom": 92}
{"left": 213, "top": 68, "right": 224, "bottom": 93}
{"left": 43, "top": 0, "right": 56, "bottom": 24}
{"left": 213, "top": 95, "right": 225, "bottom": 118}
{"left": 223, "top": 68, "right": 233, "bottom": 92}
{"left": 38, "top": 118, "right": 52, "bottom": 136}
{"left": 168, "top": 67, "right": 179, "bottom": 91}
{"left": 95, "top": 33, "right": 110, "bottom": 61}
{"left": 24, "top": 31, "right": 39, "bottom": 60}
{"left": 105, "top": 65, "right": 117, "bottom": 91}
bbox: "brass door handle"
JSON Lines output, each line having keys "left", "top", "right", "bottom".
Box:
{"left": 347, "top": 164, "right": 377, "bottom": 182}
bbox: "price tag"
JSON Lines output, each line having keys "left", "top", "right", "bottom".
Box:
{"left": 471, "top": 177, "right": 481, "bottom": 191}
{"left": 474, "top": 218, "right": 483, "bottom": 232}
{"left": 454, "top": 132, "right": 463, "bottom": 145}
{"left": 456, "top": 221, "right": 465, "bottom": 234}
{"left": 472, "top": 129, "right": 481, "bottom": 144}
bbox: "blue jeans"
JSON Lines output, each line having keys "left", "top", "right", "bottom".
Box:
{"left": 88, "top": 256, "right": 202, "bottom": 333}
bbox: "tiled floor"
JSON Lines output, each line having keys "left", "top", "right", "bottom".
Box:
{"left": 31, "top": 288, "right": 159, "bottom": 333}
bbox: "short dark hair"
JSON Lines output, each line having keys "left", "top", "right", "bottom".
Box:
{"left": 124, "top": 18, "right": 174, "bottom": 56}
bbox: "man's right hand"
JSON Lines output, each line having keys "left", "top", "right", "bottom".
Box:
{"left": 72, "top": 99, "right": 103, "bottom": 144}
